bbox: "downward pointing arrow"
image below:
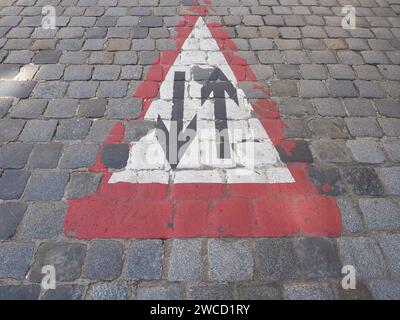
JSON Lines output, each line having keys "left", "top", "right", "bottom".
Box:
{"left": 156, "top": 71, "right": 197, "bottom": 170}
{"left": 201, "top": 68, "right": 239, "bottom": 159}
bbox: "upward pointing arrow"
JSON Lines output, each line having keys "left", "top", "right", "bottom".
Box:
{"left": 156, "top": 71, "right": 197, "bottom": 170}
{"left": 201, "top": 68, "right": 239, "bottom": 159}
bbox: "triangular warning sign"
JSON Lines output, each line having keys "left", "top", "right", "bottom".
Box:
{"left": 64, "top": 14, "right": 342, "bottom": 239}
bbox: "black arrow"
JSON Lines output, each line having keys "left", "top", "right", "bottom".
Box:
{"left": 201, "top": 68, "right": 238, "bottom": 159}
{"left": 156, "top": 71, "right": 197, "bottom": 170}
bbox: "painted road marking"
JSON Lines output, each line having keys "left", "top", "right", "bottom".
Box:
{"left": 109, "top": 17, "right": 294, "bottom": 185}
{"left": 64, "top": 11, "right": 342, "bottom": 239}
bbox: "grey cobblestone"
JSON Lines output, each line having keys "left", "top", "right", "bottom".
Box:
{"left": 256, "top": 239, "right": 301, "bottom": 280}
{"left": 338, "top": 237, "right": 388, "bottom": 278}
{"left": 124, "top": 240, "right": 162, "bottom": 280}
{"left": 29, "top": 241, "right": 86, "bottom": 282}
{"left": 208, "top": 239, "right": 253, "bottom": 282}
{"left": 0, "top": 169, "right": 30, "bottom": 200}
{"left": 24, "top": 171, "right": 69, "bottom": 201}
{"left": 0, "top": 143, "right": 32, "bottom": 169}
{"left": 283, "top": 283, "right": 334, "bottom": 300}
{"left": 0, "top": 242, "right": 34, "bottom": 279}
{"left": 136, "top": 285, "right": 182, "bottom": 300}
{"left": 187, "top": 284, "right": 233, "bottom": 300}
{"left": 168, "top": 239, "right": 202, "bottom": 281}
{"left": 87, "top": 282, "right": 128, "bottom": 300}
{"left": 360, "top": 198, "right": 400, "bottom": 231}
{"left": 83, "top": 240, "right": 123, "bottom": 280}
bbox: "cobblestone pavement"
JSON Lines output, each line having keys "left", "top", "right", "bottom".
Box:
{"left": 1, "top": 0, "right": 400, "bottom": 300}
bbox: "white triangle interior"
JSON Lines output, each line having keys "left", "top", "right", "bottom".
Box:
{"left": 110, "top": 17, "right": 295, "bottom": 184}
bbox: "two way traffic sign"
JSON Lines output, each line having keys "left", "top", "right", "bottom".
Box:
{"left": 64, "top": 14, "right": 342, "bottom": 239}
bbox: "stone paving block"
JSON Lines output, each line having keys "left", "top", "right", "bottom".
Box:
{"left": 346, "top": 140, "right": 386, "bottom": 164}
{"left": 359, "top": 198, "right": 400, "bottom": 230}
{"left": 277, "top": 97, "right": 314, "bottom": 116}
{"left": 345, "top": 118, "right": 383, "bottom": 137}
{"left": 32, "top": 50, "right": 61, "bottom": 64}
{"left": 67, "top": 81, "right": 99, "bottom": 98}
{"left": 28, "top": 143, "right": 62, "bottom": 169}
{"left": 101, "top": 143, "right": 129, "bottom": 169}
{"left": 237, "top": 283, "right": 281, "bottom": 300}
{"left": 308, "top": 167, "right": 346, "bottom": 196}
{"left": 336, "top": 198, "right": 364, "bottom": 233}
{"left": 383, "top": 138, "right": 400, "bottom": 162}
{"left": 299, "top": 80, "right": 328, "bottom": 98}
{"left": 297, "top": 238, "right": 341, "bottom": 278}
{"left": 274, "top": 64, "right": 299, "bottom": 80}
{"left": 35, "top": 65, "right": 65, "bottom": 81}
{"left": 78, "top": 98, "right": 107, "bottom": 118}
{"left": 283, "top": 283, "right": 334, "bottom": 300}
{"left": 208, "top": 239, "right": 253, "bottom": 282}
{"left": 369, "top": 281, "right": 400, "bottom": 300}
{"left": 0, "top": 80, "right": 36, "bottom": 98}
{"left": 0, "top": 64, "right": 20, "bottom": 80}
{"left": 355, "top": 80, "right": 386, "bottom": 98}
{"left": 271, "top": 80, "right": 298, "bottom": 97}
{"left": 65, "top": 172, "right": 102, "bottom": 199}
{"left": 86, "top": 282, "right": 128, "bottom": 300}
{"left": 309, "top": 119, "right": 348, "bottom": 139}
{"left": 0, "top": 143, "right": 32, "bottom": 169}
{"left": 32, "top": 82, "right": 68, "bottom": 99}
{"left": 106, "top": 97, "right": 141, "bottom": 118}
{"left": 29, "top": 241, "right": 86, "bottom": 282}
{"left": 0, "top": 98, "right": 12, "bottom": 117}
{"left": 0, "top": 202, "right": 27, "bottom": 239}
{"left": 374, "top": 99, "right": 400, "bottom": 118}
{"left": 377, "top": 167, "right": 400, "bottom": 195}
{"left": 124, "top": 240, "right": 163, "bottom": 280}
{"left": 313, "top": 98, "right": 346, "bottom": 116}
{"left": 328, "top": 80, "right": 357, "bottom": 98}
{"left": 0, "top": 285, "right": 41, "bottom": 300}
{"left": 256, "top": 239, "right": 301, "bottom": 280}
{"left": 83, "top": 240, "right": 123, "bottom": 280}
{"left": 353, "top": 65, "right": 382, "bottom": 81}
{"left": 55, "top": 118, "right": 91, "bottom": 140}
{"left": 64, "top": 65, "right": 93, "bottom": 81}
{"left": 328, "top": 64, "right": 356, "bottom": 80}
{"left": 338, "top": 237, "right": 388, "bottom": 278}
{"left": 283, "top": 119, "right": 311, "bottom": 138}
{"left": 59, "top": 144, "right": 99, "bottom": 169}
{"left": 88, "top": 120, "right": 118, "bottom": 142}
{"left": 19, "top": 119, "right": 57, "bottom": 142}
{"left": 121, "top": 66, "right": 143, "bottom": 80}
{"left": 335, "top": 281, "right": 373, "bottom": 300}
{"left": 343, "top": 98, "right": 376, "bottom": 117}
{"left": 299, "top": 64, "right": 327, "bottom": 79}
{"left": 136, "top": 285, "right": 182, "bottom": 300}
{"left": 10, "top": 99, "right": 47, "bottom": 119}
{"left": 341, "top": 167, "right": 384, "bottom": 196}
{"left": 97, "top": 81, "right": 128, "bottom": 98}
{"left": 44, "top": 99, "right": 78, "bottom": 118}
{"left": 187, "top": 284, "right": 233, "bottom": 300}
{"left": 0, "top": 169, "right": 30, "bottom": 200}
{"left": 0, "top": 242, "right": 34, "bottom": 279}
{"left": 42, "top": 285, "right": 85, "bottom": 300}
{"left": 18, "top": 201, "right": 67, "bottom": 239}
{"left": 92, "top": 65, "right": 120, "bottom": 80}
{"left": 378, "top": 234, "right": 400, "bottom": 276}
{"left": 23, "top": 171, "right": 69, "bottom": 201}
{"left": 378, "top": 118, "right": 400, "bottom": 136}
{"left": 311, "top": 140, "right": 353, "bottom": 163}
{"left": 168, "top": 239, "right": 202, "bottom": 281}
{"left": 4, "top": 50, "right": 33, "bottom": 64}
